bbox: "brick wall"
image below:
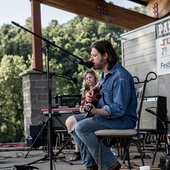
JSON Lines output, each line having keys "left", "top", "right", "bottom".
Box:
{"left": 21, "top": 70, "right": 56, "bottom": 138}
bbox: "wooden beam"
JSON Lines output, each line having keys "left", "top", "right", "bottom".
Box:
{"left": 31, "top": 0, "right": 43, "bottom": 71}
{"left": 41, "top": 0, "right": 157, "bottom": 30}
{"left": 147, "top": 0, "right": 170, "bottom": 18}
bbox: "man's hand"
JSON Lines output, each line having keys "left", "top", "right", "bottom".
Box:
{"left": 84, "top": 104, "right": 94, "bottom": 117}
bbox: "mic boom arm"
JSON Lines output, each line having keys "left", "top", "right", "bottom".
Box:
{"left": 11, "top": 21, "right": 93, "bottom": 68}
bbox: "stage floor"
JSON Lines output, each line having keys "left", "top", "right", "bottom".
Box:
{"left": 0, "top": 146, "right": 165, "bottom": 170}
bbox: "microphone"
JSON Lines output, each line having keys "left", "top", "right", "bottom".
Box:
{"left": 33, "top": 69, "right": 57, "bottom": 76}
{"left": 56, "top": 75, "right": 78, "bottom": 84}
{"left": 70, "top": 77, "right": 78, "bottom": 84}
{"left": 77, "top": 60, "right": 94, "bottom": 68}
{"left": 32, "top": 69, "right": 77, "bottom": 83}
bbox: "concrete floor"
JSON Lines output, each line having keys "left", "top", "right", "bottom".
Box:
{"left": 0, "top": 144, "right": 168, "bottom": 170}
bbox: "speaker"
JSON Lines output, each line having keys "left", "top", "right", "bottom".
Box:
{"left": 139, "top": 96, "right": 167, "bottom": 131}
{"left": 29, "top": 124, "right": 47, "bottom": 147}
{"left": 52, "top": 112, "right": 74, "bottom": 130}
{"left": 54, "top": 94, "right": 81, "bottom": 107}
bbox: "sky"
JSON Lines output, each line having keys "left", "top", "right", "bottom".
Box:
{"left": 0, "top": 0, "right": 141, "bottom": 28}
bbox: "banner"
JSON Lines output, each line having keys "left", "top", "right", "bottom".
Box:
{"left": 156, "top": 19, "right": 170, "bottom": 75}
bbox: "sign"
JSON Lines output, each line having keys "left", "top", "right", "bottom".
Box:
{"left": 155, "top": 19, "right": 170, "bottom": 75}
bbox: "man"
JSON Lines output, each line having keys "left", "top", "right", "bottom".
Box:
{"left": 70, "top": 40, "right": 137, "bottom": 170}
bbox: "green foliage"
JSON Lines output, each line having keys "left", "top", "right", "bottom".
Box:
{"left": 0, "top": 14, "right": 127, "bottom": 142}
{"left": 43, "top": 16, "right": 124, "bottom": 94}
{"left": 131, "top": 6, "right": 146, "bottom": 14}
{"left": 0, "top": 20, "right": 32, "bottom": 61}
{"left": 0, "top": 55, "right": 31, "bottom": 142}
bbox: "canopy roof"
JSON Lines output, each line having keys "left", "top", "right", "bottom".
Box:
{"left": 39, "top": 0, "right": 169, "bottom": 30}
{"left": 31, "top": 0, "right": 170, "bottom": 70}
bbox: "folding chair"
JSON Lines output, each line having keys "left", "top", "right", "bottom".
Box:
{"left": 95, "top": 71, "right": 157, "bottom": 170}
{"left": 145, "top": 106, "right": 167, "bottom": 165}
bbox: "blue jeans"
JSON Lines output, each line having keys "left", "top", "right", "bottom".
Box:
{"left": 70, "top": 114, "right": 117, "bottom": 170}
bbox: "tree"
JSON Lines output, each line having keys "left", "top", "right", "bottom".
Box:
{"left": 0, "top": 15, "right": 125, "bottom": 142}
{"left": 43, "top": 16, "right": 124, "bottom": 94}
{"left": 0, "top": 55, "right": 31, "bottom": 142}
{"left": 0, "top": 22, "right": 32, "bottom": 61}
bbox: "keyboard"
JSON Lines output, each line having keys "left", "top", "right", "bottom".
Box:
{"left": 42, "top": 107, "right": 80, "bottom": 115}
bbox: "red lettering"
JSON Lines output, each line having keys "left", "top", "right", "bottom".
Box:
{"left": 160, "top": 37, "right": 170, "bottom": 46}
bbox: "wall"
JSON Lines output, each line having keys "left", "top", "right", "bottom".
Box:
{"left": 121, "top": 15, "right": 170, "bottom": 121}
{"left": 21, "top": 70, "right": 56, "bottom": 138}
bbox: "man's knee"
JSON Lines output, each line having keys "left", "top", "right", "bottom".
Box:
{"left": 75, "top": 121, "right": 84, "bottom": 135}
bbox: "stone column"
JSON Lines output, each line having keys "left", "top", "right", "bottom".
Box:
{"left": 20, "top": 70, "right": 56, "bottom": 138}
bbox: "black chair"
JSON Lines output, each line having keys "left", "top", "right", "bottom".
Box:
{"left": 95, "top": 71, "right": 157, "bottom": 170}
{"left": 145, "top": 107, "right": 168, "bottom": 165}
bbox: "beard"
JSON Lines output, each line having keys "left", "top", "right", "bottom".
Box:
{"left": 93, "top": 58, "right": 106, "bottom": 70}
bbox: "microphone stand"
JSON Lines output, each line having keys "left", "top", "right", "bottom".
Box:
{"left": 24, "top": 74, "right": 77, "bottom": 159}
{"left": 45, "top": 42, "right": 53, "bottom": 169}
{"left": 55, "top": 75, "right": 77, "bottom": 84}
{"left": 11, "top": 21, "right": 93, "bottom": 170}
{"left": 11, "top": 21, "right": 90, "bottom": 170}
{"left": 11, "top": 21, "right": 90, "bottom": 66}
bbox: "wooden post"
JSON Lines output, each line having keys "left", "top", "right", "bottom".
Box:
{"left": 31, "top": 0, "right": 43, "bottom": 71}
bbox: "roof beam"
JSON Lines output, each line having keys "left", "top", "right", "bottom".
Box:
{"left": 128, "top": 0, "right": 148, "bottom": 6}
{"left": 147, "top": 0, "right": 170, "bottom": 18}
{"left": 41, "top": 0, "right": 157, "bottom": 30}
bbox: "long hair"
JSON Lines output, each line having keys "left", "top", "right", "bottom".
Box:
{"left": 91, "top": 40, "right": 118, "bottom": 70}
{"left": 81, "top": 70, "right": 98, "bottom": 106}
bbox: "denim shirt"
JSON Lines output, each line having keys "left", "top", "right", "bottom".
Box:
{"left": 94, "top": 62, "right": 137, "bottom": 129}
